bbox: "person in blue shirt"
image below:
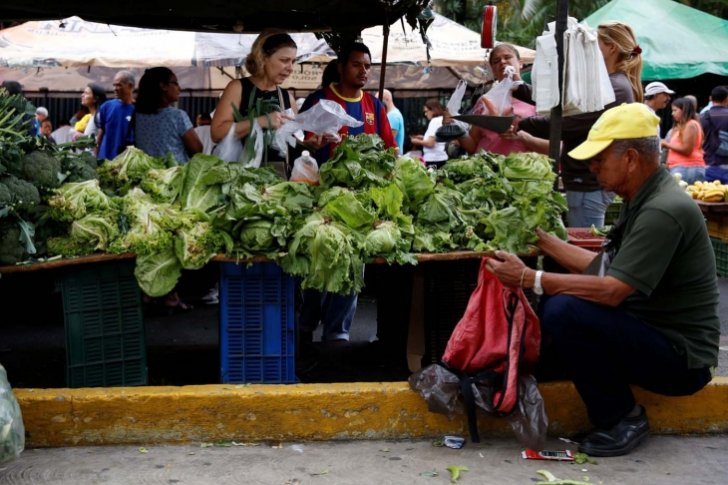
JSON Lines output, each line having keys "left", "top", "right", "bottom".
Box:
{"left": 381, "top": 89, "right": 405, "bottom": 156}
{"left": 96, "top": 71, "right": 136, "bottom": 161}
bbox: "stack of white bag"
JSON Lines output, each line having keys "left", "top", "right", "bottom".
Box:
{"left": 532, "top": 17, "right": 615, "bottom": 116}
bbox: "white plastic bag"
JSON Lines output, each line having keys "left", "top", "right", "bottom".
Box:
{"left": 211, "top": 124, "right": 243, "bottom": 162}
{"left": 290, "top": 150, "right": 320, "bottom": 185}
{"left": 241, "top": 119, "right": 265, "bottom": 168}
{"left": 562, "top": 22, "right": 615, "bottom": 116}
{"left": 447, "top": 80, "right": 468, "bottom": 116}
{"left": 532, "top": 32, "right": 560, "bottom": 115}
{"left": 484, "top": 65, "right": 521, "bottom": 116}
{"left": 274, "top": 99, "right": 363, "bottom": 155}
{"left": 0, "top": 364, "right": 24, "bottom": 464}
{"left": 444, "top": 79, "right": 470, "bottom": 132}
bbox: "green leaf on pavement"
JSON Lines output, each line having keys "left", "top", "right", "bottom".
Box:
{"left": 446, "top": 465, "right": 469, "bottom": 483}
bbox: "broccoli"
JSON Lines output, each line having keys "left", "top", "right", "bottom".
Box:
{"left": 0, "top": 182, "right": 11, "bottom": 210}
{"left": 19, "top": 150, "right": 62, "bottom": 190}
{"left": 77, "top": 151, "right": 98, "bottom": 169}
{"left": 0, "top": 219, "right": 26, "bottom": 265}
{"left": 63, "top": 157, "right": 98, "bottom": 183}
{"left": 0, "top": 174, "right": 41, "bottom": 213}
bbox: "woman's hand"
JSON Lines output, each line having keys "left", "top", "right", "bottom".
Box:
{"left": 257, "top": 111, "right": 290, "bottom": 130}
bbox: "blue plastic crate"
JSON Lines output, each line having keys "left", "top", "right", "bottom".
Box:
{"left": 60, "top": 260, "right": 147, "bottom": 387}
{"left": 219, "top": 262, "right": 296, "bottom": 383}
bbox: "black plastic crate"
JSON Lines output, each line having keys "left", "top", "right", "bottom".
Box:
{"left": 605, "top": 201, "right": 622, "bottom": 226}
{"left": 711, "top": 237, "right": 728, "bottom": 277}
{"left": 60, "top": 260, "right": 147, "bottom": 387}
{"left": 421, "top": 257, "right": 539, "bottom": 365}
{"left": 219, "top": 262, "right": 296, "bottom": 383}
{"left": 422, "top": 259, "right": 481, "bottom": 365}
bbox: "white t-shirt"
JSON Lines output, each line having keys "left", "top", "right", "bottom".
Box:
{"left": 423, "top": 116, "right": 448, "bottom": 162}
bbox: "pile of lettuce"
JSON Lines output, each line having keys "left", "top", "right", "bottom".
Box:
{"left": 43, "top": 135, "right": 566, "bottom": 296}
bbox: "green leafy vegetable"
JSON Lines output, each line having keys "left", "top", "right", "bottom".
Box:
{"left": 134, "top": 247, "right": 182, "bottom": 297}
{"left": 446, "top": 465, "right": 469, "bottom": 483}
{"left": 47, "top": 179, "right": 112, "bottom": 222}
{"left": 281, "top": 214, "right": 364, "bottom": 294}
{"left": 178, "top": 154, "right": 228, "bottom": 213}
{"left": 97, "top": 146, "right": 169, "bottom": 194}
{"left": 140, "top": 165, "right": 186, "bottom": 203}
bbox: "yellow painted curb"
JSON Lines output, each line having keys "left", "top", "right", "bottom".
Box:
{"left": 15, "top": 377, "right": 728, "bottom": 448}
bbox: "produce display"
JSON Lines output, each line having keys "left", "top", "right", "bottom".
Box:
{"left": 0, "top": 90, "right": 97, "bottom": 265}
{"left": 1, "top": 91, "right": 568, "bottom": 297}
{"left": 686, "top": 179, "right": 728, "bottom": 202}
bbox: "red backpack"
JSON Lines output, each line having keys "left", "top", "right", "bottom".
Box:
{"left": 440, "top": 257, "right": 541, "bottom": 442}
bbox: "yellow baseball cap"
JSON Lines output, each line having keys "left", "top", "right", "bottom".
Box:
{"left": 568, "top": 103, "right": 661, "bottom": 160}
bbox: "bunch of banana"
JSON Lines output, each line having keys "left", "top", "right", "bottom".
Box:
{"left": 686, "top": 180, "right": 728, "bottom": 202}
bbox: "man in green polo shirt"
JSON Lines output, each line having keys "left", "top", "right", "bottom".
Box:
{"left": 486, "top": 103, "right": 719, "bottom": 457}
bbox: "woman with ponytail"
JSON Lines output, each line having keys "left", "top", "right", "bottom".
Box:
{"left": 518, "top": 21, "right": 642, "bottom": 228}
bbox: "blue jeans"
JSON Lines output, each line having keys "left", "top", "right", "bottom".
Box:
{"left": 566, "top": 190, "right": 615, "bottom": 228}
{"left": 706, "top": 165, "right": 728, "bottom": 184}
{"left": 299, "top": 289, "right": 357, "bottom": 341}
{"left": 669, "top": 166, "right": 705, "bottom": 184}
{"left": 538, "top": 295, "right": 712, "bottom": 429}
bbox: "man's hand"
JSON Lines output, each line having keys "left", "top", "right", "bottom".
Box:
{"left": 304, "top": 133, "right": 339, "bottom": 151}
{"left": 485, "top": 251, "right": 529, "bottom": 288}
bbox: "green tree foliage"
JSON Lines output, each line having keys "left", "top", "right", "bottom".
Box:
{"left": 434, "top": 0, "right": 728, "bottom": 49}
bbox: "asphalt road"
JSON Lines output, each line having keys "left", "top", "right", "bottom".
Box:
{"left": 2, "top": 436, "right": 727, "bottom": 485}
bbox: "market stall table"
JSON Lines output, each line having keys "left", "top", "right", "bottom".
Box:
{"left": 697, "top": 201, "right": 728, "bottom": 276}
{"left": 0, "top": 251, "right": 499, "bottom": 387}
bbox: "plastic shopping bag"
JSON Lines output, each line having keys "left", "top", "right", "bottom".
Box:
{"left": 483, "top": 65, "right": 521, "bottom": 116}
{"left": 212, "top": 124, "right": 243, "bottom": 162}
{"left": 274, "top": 99, "right": 363, "bottom": 156}
{"left": 443, "top": 79, "right": 470, "bottom": 133}
{"left": 563, "top": 22, "right": 614, "bottom": 116}
{"left": 447, "top": 79, "right": 468, "bottom": 116}
{"left": 290, "top": 150, "right": 320, "bottom": 185}
{"left": 0, "top": 364, "right": 24, "bottom": 464}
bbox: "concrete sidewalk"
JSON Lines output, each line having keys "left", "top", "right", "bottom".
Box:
{"left": 2, "top": 435, "right": 727, "bottom": 484}
{"left": 15, "top": 378, "right": 728, "bottom": 448}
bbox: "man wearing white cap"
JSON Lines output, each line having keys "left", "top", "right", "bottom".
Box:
{"left": 485, "top": 103, "right": 719, "bottom": 457}
{"left": 644, "top": 81, "right": 674, "bottom": 138}
{"left": 643, "top": 81, "right": 674, "bottom": 113}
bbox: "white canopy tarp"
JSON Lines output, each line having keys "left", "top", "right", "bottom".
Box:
{"left": 0, "top": 14, "right": 533, "bottom": 91}
{"left": 359, "top": 13, "right": 535, "bottom": 66}
{"left": 0, "top": 16, "right": 332, "bottom": 68}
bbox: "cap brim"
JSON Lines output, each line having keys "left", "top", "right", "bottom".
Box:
{"left": 568, "top": 139, "right": 613, "bottom": 160}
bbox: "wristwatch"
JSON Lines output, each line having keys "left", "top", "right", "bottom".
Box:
{"left": 533, "top": 270, "right": 544, "bottom": 296}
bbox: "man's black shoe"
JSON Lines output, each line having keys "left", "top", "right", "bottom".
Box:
{"left": 578, "top": 406, "right": 649, "bottom": 457}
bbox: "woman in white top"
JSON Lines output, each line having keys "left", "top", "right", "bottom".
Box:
{"left": 410, "top": 98, "right": 448, "bottom": 168}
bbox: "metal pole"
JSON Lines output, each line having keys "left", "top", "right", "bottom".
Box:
{"left": 548, "top": 0, "right": 569, "bottom": 168}
{"left": 378, "top": 22, "right": 390, "bottom": 100}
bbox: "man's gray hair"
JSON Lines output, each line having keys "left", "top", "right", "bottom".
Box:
{"left": 116, "top": 70, "right": 136, "bottom": 87}
{"left": 610, "top": 137, "right": 660, "bottom": 163}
